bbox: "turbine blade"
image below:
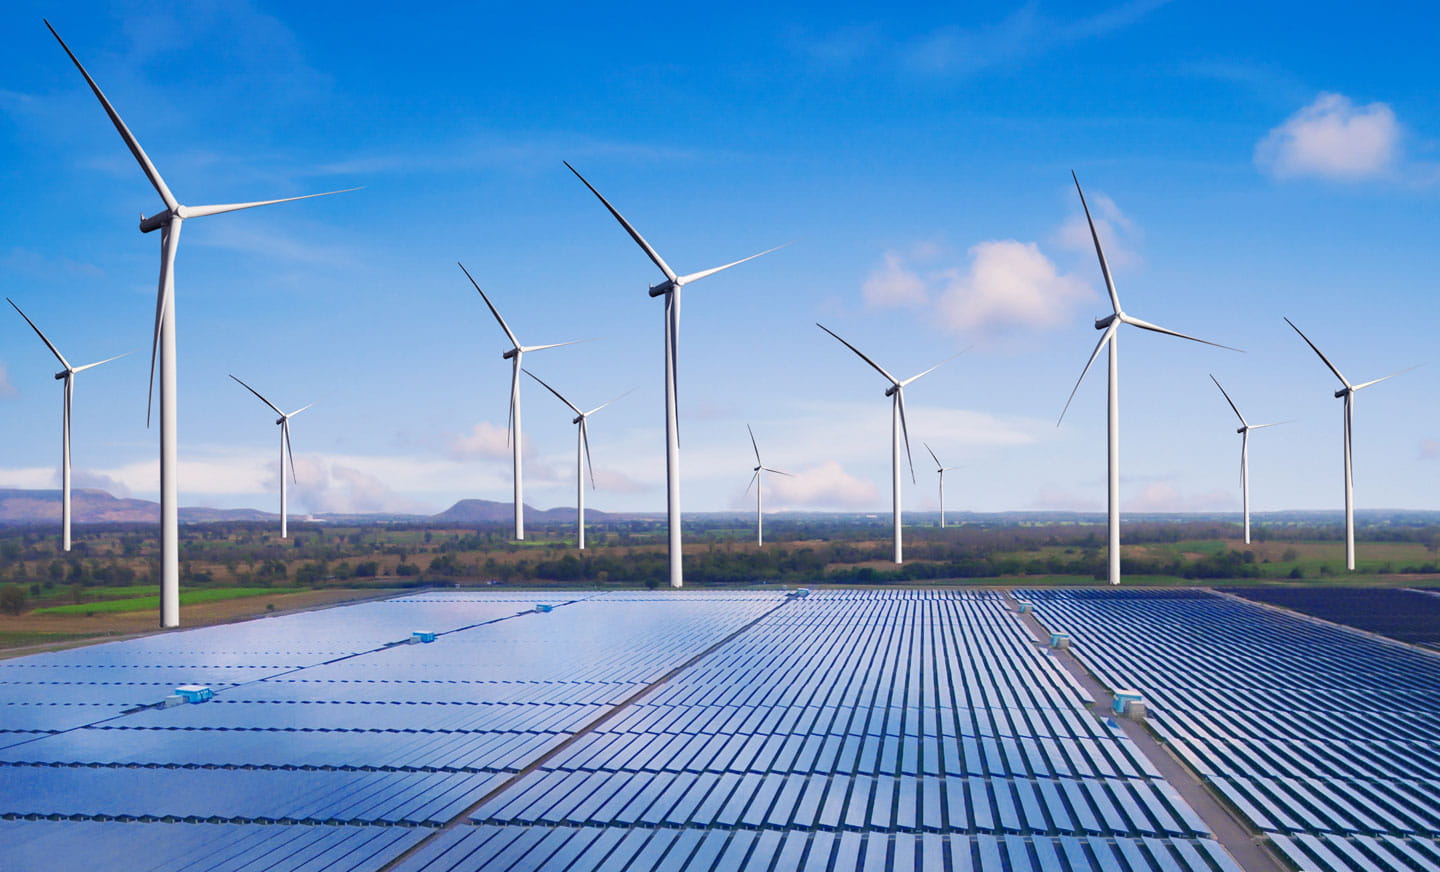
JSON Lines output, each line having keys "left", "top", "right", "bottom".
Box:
{"left": 1284, "top": 317, "right": 1350, "bottom": 388}
{"left": 764, "top": 467, "right": 793, "bottom": 476}
{"left": 286, "top": 403, "right": 314, "bottom": 418}
{"left": 744, "top": 470, "right": 758, "bottom": 497}
{"left": 229, "top": 374, "right": 285, "bottom": 417}
{"left": 73, "top": 351, "right": 130, "bottom": 373}
{"left": 46, "top": 21, "right": 178, "bottom": 210}
{"left": 1072, "top": 171, "right": 1121, "bottom": 315}
{"left": 147, "top": 219, "right": 181, "bottom": 427}
{"left": 582, "top": 420, "right": 597, "bottom": 490}
{"left": 522, "top": 368, "right": 583, "bottom": 417}
{"left": 748, "top": 424, "right": 762, "bottom": 466}
{"left": 1240, "top": 429, "right": 1247, "bottom": 491}
{"left": 816, "top": 323, "right": 899, "bottom": 385}
{"left": 185, "top": 188, "right": 360, "bottom": 220}
{"left": 522, "top": 338, "right": 588, "bottom": 353}
{"left": 924, "top": 441, "right": 942, "bottom": 471}
{"left": 1248, "top": 419, "right": 1294, "bottom": 430}
{"left": 900, "top": 347, "right": 968, "bottom": 387}
{"left": 507, "top": 367, "right": 518, "bottom": 448}
{"left": 1123, "top": 315, "right": 1242, "bottom": 352}
{"left": 1058, "top": 323, "right": 1116, "bottom": 426}
{"left": 1209, "top": 374, "right": 1247, "bottom": 427}
{"left": 564, "top": 161, "right": 678, "bottom": 282}
{"left": 1353, "top": 364, "right": 1420, "bottom": 391}
{"left": 675, "top": 243, "right": 790, "bottom": 285}
{"left": 7, "top": 298, "right": 71, "bottom": 370}
{"left": 457, "top": 262, "right": 521, "bottom": 348}
{"left": 284, "top": 420, "right": 298, "bottom": 484}
{"left": 670, "top": 290, "right": 681, "bottom": 444}
{"left": 897, "top": 390, "right": 916, "bottom": 483}
{"left": 584, "top": 388, "right": 634, "bottom": 418}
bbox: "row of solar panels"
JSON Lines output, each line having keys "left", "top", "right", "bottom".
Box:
{"left": 397, "top": 826, "right": 1243, "bottom": 872}
{"left": 1019, "top": 588, "right": 1440, "bottom": 871}
{"left": 468, "top": 769, "right": 1209, "bottom": 836}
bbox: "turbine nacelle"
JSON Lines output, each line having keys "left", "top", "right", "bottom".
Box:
{"left": 502, "top": 348, "right": 519, "bottom": 360}
{"left": 1335, "top": 387, "right": 1350, "bottom": 399}
{"left": 648, "top": 280, "right": 676, "bottom": 297}
{"left": 139, "top": 210, "right": 173, "bottom": 233}
{"left": 1095, "top": 312, "right": 1121, "bottom": 330}
{"left": 54, "top": 370, "right": 68, "bottom": 381}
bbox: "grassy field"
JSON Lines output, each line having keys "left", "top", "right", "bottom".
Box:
{"left": 33, "top": 587, "right": 300, "bottom": 616}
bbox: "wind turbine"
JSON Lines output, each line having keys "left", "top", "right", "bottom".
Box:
{"left": 458, "top": 263, "right": 581, "bottom": 541}
{"left": 924, "top": 443, "right": 960, "bottom": 529}
{"left": 523, "top": 369, "right": 628, "bottom": 550}
{"left": 48, "top": 22, "right": 355, "bottom": 628}
{"left": 1284, "top": 318, "right": 1415, "bottom": 571}
{"left": 1210, "top": 375, "right": 1287, "bottom": 545}
{"left": 230, "top": 376, "right": 310, "bottom": 540}
{"left": 1058, "top": 172, "right": 1238, "bottom": 585}
{"left": 744, "top": 425, "right": 791, "bottom": 547}
{"left": 565, "top": 161, "right": 785, "bottom": 588}
{"left": 8, "top": 299, "right": 126, "bottom": 552}
{"left": 818, "top": 324, "right": 956, "bottom": 564}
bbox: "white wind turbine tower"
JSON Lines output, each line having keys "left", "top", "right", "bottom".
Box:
{"left": 1284, "top": 318, "right": 1415, "bottom": 571}
{"left": 458, "top": 263, "right": 581, "bottom": 541}
{"left": 1210, "top": 375, "right": 1287, "bottom": 545}
{"left": 48, "top": 22, "right": 355, "bottom": 628}
{"left": 924, "top": 443, "right": 960, "bottom": 529}
{"left": 745, "top": 425, "right": 791, "bottom": 547}
{"left": 523, "top": 369, "right": 629, "bottom": 550}
{"left": 8, "top": 299, "right": 126, "bottom": 552}
{"left": 565, "top": 162, "right": 785, "bottom": 588}
{"left": 1058, "top": 172, "right": 1238, "bottom": 585}
{"left": 818, "top": 324, "right": 956, "bottom": 564}
{"left": 231, "top": 376, "right": 311, "bottom": 540}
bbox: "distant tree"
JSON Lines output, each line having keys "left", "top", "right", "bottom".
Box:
{"left": 0, "top": 584, "right": 26, "bottom": 615}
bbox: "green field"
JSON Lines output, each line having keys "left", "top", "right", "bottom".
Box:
{"left": 34, "top": 587, "right": 299, "bottom": 616}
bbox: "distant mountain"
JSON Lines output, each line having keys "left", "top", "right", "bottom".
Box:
{"left": 433, "top": 498, "right": 627, "bottom": 524}
{"left": 0, "top": 489, "right": 272, "bottom": 524}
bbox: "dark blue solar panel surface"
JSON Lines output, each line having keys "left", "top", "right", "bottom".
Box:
{"left": 1019, "top": 588, "right": 1440, "bottom": 872}
{"left": 1, "top": 591, "right": 1244, "bottom": 871}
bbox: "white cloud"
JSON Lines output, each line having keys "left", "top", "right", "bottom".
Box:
{"left": 448, "top": 421, "right": 515, "bottom": 461}
{"left": 290, "top": 457, "right": 425, "bottom": 514}
{"left": 592, "top": 468, "right": 651, "bottom": 494}
{"left": 862, "top": 250, "right": 929, "bottom": 308}
{"left": 936, "top": 240, "right": 1093, "bottom": 333}
{"left": 1256, "top": 93, "right": 1400, "bottom": 180}
{"left": 1421, "top": 438, "right": 1440, "bottom": 460}
{"left": 69, "top": 469, "right": 132, "bottom": 498}
{"left": 1125, "top": 483, "right": 1232, "bottom": 513}
{"left": 767, "top": 460, "right": 880, "bottom": 510}
{"left": 0, "top": 467, "right": 57, "bottom": 489}
{"left": 1056, "top": 191, "right": 1140, "bottom": 269}
{"left": 1028, "top": 485, "right": 1103, "bottom": 513}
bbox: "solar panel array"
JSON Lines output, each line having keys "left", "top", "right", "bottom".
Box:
{"left": 1019, "top": 588, "right": 1440, "bottom": 872}
{"left": 1, "top": 590, "right": 1248, "bottom": 871}
{"left": 396, "top": 591, "right": 1239, "bottom": 872}
{"left": 0, "top": 593, "right": 778, "bottom": 871}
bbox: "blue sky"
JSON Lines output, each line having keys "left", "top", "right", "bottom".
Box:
{"left": 0, "top": 0, "right": 1436, "bottom": 517}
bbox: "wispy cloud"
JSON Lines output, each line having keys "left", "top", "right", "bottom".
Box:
{"left": 795, "top": 1, "right": 1172, "bottom": 80}
{"left": 1256, "top": 93, "right": 1401, "bottom": 181}
{"left": 0, "top": 363, "right": 17, "bottom": 399}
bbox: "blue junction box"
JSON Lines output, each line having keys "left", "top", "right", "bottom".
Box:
{"left": 535, "top": 604, "right": 554, "bottom": 613}
{"left": 172, "top": 684, "right": 213, "bottom": 704}
{"left": 411, "top": 631, "right": 436, "bottom": 644}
